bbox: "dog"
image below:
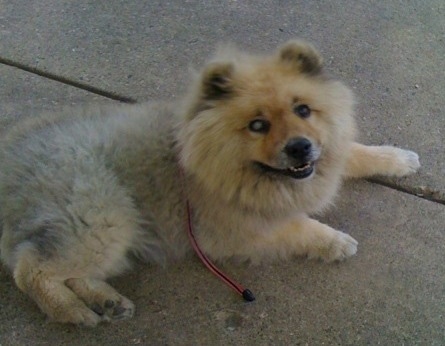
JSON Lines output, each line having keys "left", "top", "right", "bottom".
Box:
{"left": 0, "top": 40, "right": 420, "bottom": 326}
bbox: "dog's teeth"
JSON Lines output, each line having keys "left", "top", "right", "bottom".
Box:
{"left": 289, "top": 163, "right": 311, "bottom": 172}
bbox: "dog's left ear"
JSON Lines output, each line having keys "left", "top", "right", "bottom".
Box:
{"left": 278, "top": 40, "right": 323, "bottom": 75}
{"left": 201, "top": 62, "right": 235, "bottom": 100}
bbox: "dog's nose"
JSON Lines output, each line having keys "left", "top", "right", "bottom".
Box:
{"left": 284, "top": 137, "right": 312, "bottom": 160}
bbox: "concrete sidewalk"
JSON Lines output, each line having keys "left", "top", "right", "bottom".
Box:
{"left": 1, "top": 1, "right": 444, "bottom": 345}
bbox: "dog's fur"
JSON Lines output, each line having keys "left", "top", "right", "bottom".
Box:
{"left": 0, "top": 40, "right": 420, "bottom": 326}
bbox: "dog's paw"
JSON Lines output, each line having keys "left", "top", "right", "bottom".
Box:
{"left": 309, "top": 231, "right": 358, "bottom": 262}
{"left": 65, "top": 278, "right": 135, "bottom": 323}
{"left": 104, "top": 296, "right": 135, "bottom": 321}
{"left": 325, "top": 231, "right": 358, "bottom": 262}
{"left": 390, "top": 148, "right": 420, "bottom": 177}
{"left": 89, "top": 295, "right": 135, "bottom": 322}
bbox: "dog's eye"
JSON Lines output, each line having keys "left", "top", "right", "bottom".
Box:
{"left": 293, "top": 104, "right": 311, "bottom": 118}
{"left": 248, "top": 119, "right": 270, "bottom": 134}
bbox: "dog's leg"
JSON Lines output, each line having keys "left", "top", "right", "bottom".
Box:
{"left": 11, "top": 222, "right": 138, "bottom": 326}
{"left": 13, "top": 253, "right": 103, "bottom": 326}
{"left": 344, "top": 142, "right": 420, "bottom": 178}
{"left": 244, "top": 216, "right": 358, "bottom": 263}
{"left": 65, "top": 278, "right": 134, "bottom": 321}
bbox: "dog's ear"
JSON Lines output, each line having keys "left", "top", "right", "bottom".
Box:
{"left": 278, "top": 40, "right": 323, "bottom": 75}
{"left": 201, "top": 62, "right": 235, "bottom": 100}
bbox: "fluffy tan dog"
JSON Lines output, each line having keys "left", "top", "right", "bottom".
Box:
{"left": 0, "top": 40, "right": 420, "bottom": 326}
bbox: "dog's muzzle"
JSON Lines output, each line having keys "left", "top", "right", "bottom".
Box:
{"left": 255, "top": 137, "right": 319, "bottom": 180}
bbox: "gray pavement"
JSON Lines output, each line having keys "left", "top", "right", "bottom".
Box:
{"left": 0, "top": 1, "right": 444, "bottom": 345}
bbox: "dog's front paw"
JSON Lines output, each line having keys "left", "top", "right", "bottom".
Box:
{"left": 308, "top": 231, "right": 358, "bottom": 262}
{"left": 391, "top": 148, "right": 420, "bottom": 177}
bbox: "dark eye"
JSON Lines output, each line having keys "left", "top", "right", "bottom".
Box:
{"left": 248, "top": 119, "right": 270, "bottom": 133}
{"left": 294, "top": 104, "right": 311, "bottom": 118}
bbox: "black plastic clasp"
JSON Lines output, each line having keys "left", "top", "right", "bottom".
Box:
{"left": 242, "top": 289, "right": 256, "bottom": 302}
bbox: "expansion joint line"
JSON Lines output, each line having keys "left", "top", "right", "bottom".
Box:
{"left": 0, "top": 56, "right": 136, "bottom": 103}
{"left": 367, "top": 178, "right": 444, "bottom": 206}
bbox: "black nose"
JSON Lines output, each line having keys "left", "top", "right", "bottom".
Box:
{"left": 284, "top": 137, "right": 312, "bottom": 160}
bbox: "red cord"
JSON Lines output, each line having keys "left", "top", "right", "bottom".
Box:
{"left": 180, "top": 168, "right": 255, "bottom": 302}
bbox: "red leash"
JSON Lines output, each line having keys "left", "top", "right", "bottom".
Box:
{"left": 180, "top": 168, "right": 255, "bottom": 302}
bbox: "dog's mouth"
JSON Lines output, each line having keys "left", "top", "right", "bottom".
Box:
{"left": 255, "top": 161, "right": 315, "bottom": 180}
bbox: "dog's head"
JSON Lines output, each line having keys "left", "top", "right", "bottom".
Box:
{"left": 178, "top": 40, "right": 356, "bottom": 213}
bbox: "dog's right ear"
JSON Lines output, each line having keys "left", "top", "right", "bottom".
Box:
{"left": 200, "top": 62, "right": 235, "bottom": 100}
{"left": 278, "top": 40, "right": 323, "bottom": 75}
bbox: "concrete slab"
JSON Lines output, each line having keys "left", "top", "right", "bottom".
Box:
{"left": 1, "top": 0, "right": 443, "bottom": 199}
{"left": 0, "top": 181, "right": 444, "bottom": 345}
